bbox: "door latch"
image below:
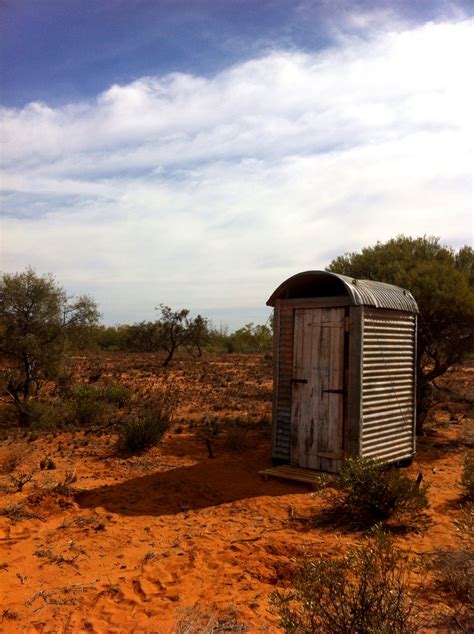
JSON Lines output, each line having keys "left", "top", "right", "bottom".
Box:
{"left": 322, "top": 388, "right": 343, "bottom": 394}
{"left": 291, "top": 378, "right": 308, "bottom": 384}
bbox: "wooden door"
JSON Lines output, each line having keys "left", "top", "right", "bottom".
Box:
{"left": 290, "top": 308, "right": 345, "bottom": 472}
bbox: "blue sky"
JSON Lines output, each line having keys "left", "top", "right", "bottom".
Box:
{"left": 1, "top": 1, "right": 473, "bottom": 327}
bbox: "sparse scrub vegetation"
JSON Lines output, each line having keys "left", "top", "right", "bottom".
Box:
{"left": 270, "top": 526, "right": 419, "bottom": 634}
{"left": 461, "top": 453, "right": 474, "bottom": 502}
{"left": 430, "top": 549, "right": 473, "bottom": 609}
{"left": 100, "top": 383, "right": 132, "bottom": 408}
{"left": 0, "top": 444, "right": 28, "bottom": 474}
{"left": 0, "top": 502, "right": 40, "bottom": 522}
{"left": 21, "top": 400, "right": 70, "bottom": 431}
{"left": 33, "top": 381, "right": 133, "bottom": 429}
{"left": 52, "top": 470, "right": 78, "bottom": 495}
{"left": 34, "top": 547, "right": 79, "bottom": 568}
{"left": 427, "top": 504, "right": 474, "bottom": 630}
{"left": 170, "top": 607, "right": 219, "bottom": 633}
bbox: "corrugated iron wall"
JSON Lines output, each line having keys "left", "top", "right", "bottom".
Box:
{"left": 273, "top": 303, "right": 293, "bottom": 461}
{"left": 360, "top": 308, "right": 416, "bottom": 462}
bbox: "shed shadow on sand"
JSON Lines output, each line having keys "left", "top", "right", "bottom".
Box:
{"left": 75, "top": 456, "right": 308, "bottom": 517}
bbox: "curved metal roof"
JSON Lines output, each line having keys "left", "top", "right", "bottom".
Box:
{"left": 267, "top": 271, "right": 418, "bottom": 312}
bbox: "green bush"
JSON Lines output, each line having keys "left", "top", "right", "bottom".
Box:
{"left": 117, "top": 392, "right": 175, "bottom": 453}
{"left": 461, "top": 453, "right": 474, "bottom": 502}
{"left": 20, "top": 400, "right": 70, "bottom": 431}
{"left": 71, "top": 385, "right": 106, "bottom": 425}
{"left": 101, "top": 384, "right": 132, "bottom": 408}
{"left": 338, "top": 457, "right": 429, "bottom": 522}
{"left": 270, "top": 527, "right": 419, "bottom": 634}
{"left": 72, "top": 384, "right": 100, "bottom": 401}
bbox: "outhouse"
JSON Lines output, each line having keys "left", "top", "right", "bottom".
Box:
{"left": 267, "top": 271, "right": 418, "bottom": 474}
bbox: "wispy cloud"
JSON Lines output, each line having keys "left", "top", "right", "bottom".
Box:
{"left": 1, "top": 18, "right": 472, "bottom": 325}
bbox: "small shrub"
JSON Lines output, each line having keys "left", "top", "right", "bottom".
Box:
{"left": 39, "top": 457, "right": 56, "bottom": 470}
{"left": 101, "top": 384, "right": 132, "bottom": 408}
{"left": 73, "top": 397, "right": 105, "bottom": 426}
{"left": 428, "top": 508, "right": 474, "bottom": 630}
{"left": 242, "top": 413, "right": 272, "bottom": 438}
{"left": 337, "top": 457, "right": 429, "bottom": 522}
{"left": 171, "top": 606, "right": 218, "bottom": 633}
{"left": 72, "top": 384, "right": 100, "bottom": 401}
{"left": 118, "top": 416, "right": 168, "bottom": 454}
{"left": 117, "top": 391, "right": 175, "bottom": 453}
{"left": 225, "top": 423, "right": 249, "bottom": 451}
{"left": 71, "top": 385, "right": 106, "bottom": 425}
{"left": 69, "top": 383, "right": 131, "bottom": 425}
{"left": 270, "top": 527, "right": 419, "bottom": 634}
{"left": 0, "top": 445, "right": 28, "bottom": 474}
{"left": 53, "top": 470, "right": 77, "bottom": 495}
{"left": 461, "top": 453, "right": 474, "bottom": 502}
{"left": 55, "top": 368, "right": 75, "bottom": 398}
{"left": 430, "top": 549, "right": 473, "bottom": 607}
{"left": 9, "top": 469, "right": 35, "bottom": 492}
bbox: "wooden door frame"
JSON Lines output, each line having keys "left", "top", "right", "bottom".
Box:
{"left": 290, "top": 306, "right": 347, "bottom": 469}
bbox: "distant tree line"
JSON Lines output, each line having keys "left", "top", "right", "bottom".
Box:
{"left": 90, "top": 311, "right": 273, "bottom": 358}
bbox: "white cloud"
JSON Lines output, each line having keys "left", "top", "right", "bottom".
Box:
{"left": 0, "top": 18, "right": 472, "bottom": 326}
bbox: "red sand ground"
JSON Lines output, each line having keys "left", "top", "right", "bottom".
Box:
{"left": 0, "top": 353, "right": 472, "bottom": 633}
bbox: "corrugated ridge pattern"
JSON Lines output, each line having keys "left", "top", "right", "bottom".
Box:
{"left": 267, "top": 271, "right": 418, "bottom": 313}
{"left": 336, "top": 274, "right": 418, "bottom": 313}
{"left": 275, "top": 305, "right": 293, "bottom": 460}
{"left": 361, "top": 309, "right": 416, "bottom": 462}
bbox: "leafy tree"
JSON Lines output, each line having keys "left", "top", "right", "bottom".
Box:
{"left": 0, "top": 267, "right": 100, "bottom": 423}
{"left": 155, "top": 305, "right": 209, "bottom": 366}
{"left": 327, "top": 236, "right": 474, "bottom": 431}
{"left": 230, "top": 322, "right": 273, "bottom": 353}
{"left": 185, "top": 314, "right": 210, "bottom": 357}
